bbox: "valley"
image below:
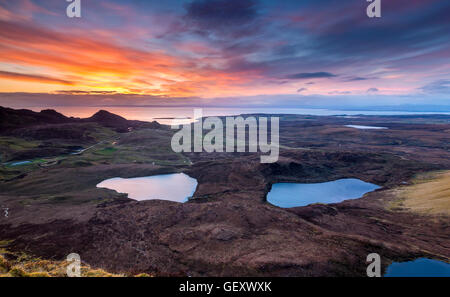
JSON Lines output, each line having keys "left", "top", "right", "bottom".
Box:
{"left": 0, "top": 107, "right": 449, "bottom": 276}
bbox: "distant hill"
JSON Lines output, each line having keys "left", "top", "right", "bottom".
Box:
{"left": 0, "top": 106, "right": 161, "bottom": 134}
{"left": 0, "top": 106, "right": 73, "bottom": 132}
{"left": 87, "top": 110, "right": 128, "bottom": 124}
{"left": 84, "top": 109, "right": 161, "bottom": 132}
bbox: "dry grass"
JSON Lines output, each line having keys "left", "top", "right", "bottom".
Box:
{"left": 0, "top": 243, "right": 153, "bottom": 277}
{"left": 0, "top": 254, "right": 124, "bottom": 277}
{"left": 392, "top": 171, "right": 450, "bottom": 216}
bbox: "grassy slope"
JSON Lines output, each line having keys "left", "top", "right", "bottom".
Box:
{"left": 0, "top": 125, "right": 189, "bottom": 207}
{"left": 0, "top": 241, "right": 151, "bottom": 277}
{"left": 390, "top": 171, "right": 450, "bottom": 216}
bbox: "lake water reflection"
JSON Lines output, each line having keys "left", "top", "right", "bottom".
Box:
{"left": 96, "top": 173, "right": 198, "bottom": 202}
{"left": 345, "top": 125, "right": 388, "bottom": 130}
{"left": 267, "top": 178, "right": 380, "bottom": 208}
{"left": 385, "top": 258, "right": 450, "bottom": 277}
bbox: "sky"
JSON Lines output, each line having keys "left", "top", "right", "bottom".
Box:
{"left": 0, "top": 0, "right": 449, "bottom": 109}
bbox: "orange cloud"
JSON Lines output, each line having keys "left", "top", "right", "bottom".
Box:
{"left": 0, "top": 17, "right": 268, "bottom": 98}
{"left": 0, "top": 70, "right": 74, "bottom": 85}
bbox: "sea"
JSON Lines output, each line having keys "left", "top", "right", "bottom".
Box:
{"left": 28, "top": 106, "right": 450, "bottom": 125}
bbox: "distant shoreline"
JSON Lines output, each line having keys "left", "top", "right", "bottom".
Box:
{"left": 153, "top": 117, "right": 192, "bottom": 119}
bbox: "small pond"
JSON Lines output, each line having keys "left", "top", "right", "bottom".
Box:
{"left": 267, "top": 178, "right": 380, "bottom": 208}
{"left": 385, "top": 258, "right": 450, "bottom": 277}
{"left": 345, "top": 125, "right": 388, "bottom": 130}
{"left": 96, "top": 173, "right": 198, "bottom": 202}
{"left": 10, "top": 161, "right": 32, "bottom": 166}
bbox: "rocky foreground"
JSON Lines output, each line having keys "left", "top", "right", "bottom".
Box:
{"left": 0, "top": 108, "right": 449, "bottom": 276}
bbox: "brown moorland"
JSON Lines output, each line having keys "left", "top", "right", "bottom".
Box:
{"left": 0, "top": 107, "right": 449, "bottom": 276}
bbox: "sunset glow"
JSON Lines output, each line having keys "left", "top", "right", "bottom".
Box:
{"left": 0, "top": 0, "right": 449, "bottom": 107}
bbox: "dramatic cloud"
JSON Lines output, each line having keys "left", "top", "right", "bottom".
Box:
{"left": 186, "top": 0, "right": 258, "bottom": 26}
{"left": 328, "top": 91, "right": 351, "bottom": 95}
{"left": 0, "top": 0, "right": 448, "bottom": 106}
{"left": 0, "top": 71, "right": 73, "bottom": 85}
{"left": 184, "top": 0, "right": 261, "bottom": 38}
{"left": 344, "top": 76, "right": 375, "bottom": 82}
{"left": 286, "top": 72, "right": 337, "bottom": 80}
{"left": 419, "top": 80, "right": 450, "bottom": 94}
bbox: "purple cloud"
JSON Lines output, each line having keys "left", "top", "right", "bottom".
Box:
{"left": 286, "top": 72, "right": 337, "bottom": 80}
